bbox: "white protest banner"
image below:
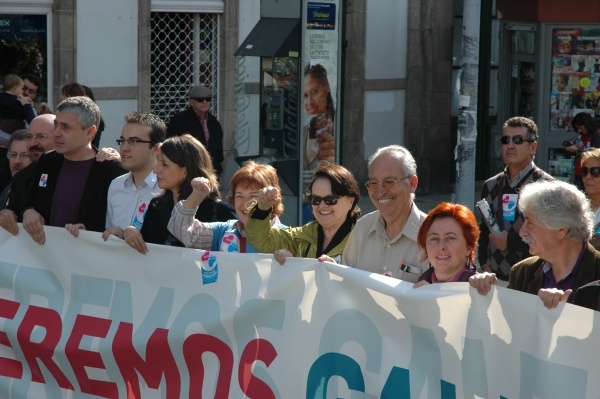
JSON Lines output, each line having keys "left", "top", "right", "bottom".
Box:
{"left": 1, "top": 226, "right": 600, "bottom": 398}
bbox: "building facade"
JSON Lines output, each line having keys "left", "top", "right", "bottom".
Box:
{"left": 1, "top": 0, "right": 455, "bottom": 222}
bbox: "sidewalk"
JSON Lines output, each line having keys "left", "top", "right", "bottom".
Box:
{"left": 358, "top": 182, "right": 483, "bottom": 216}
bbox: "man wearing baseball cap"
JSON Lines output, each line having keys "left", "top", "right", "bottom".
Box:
{"left": 166, "top": 84, "right": 224, "bottom": 177}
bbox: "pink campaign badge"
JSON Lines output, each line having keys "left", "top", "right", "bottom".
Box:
{"left": 221, "top": 233, "right": 240, "bottom": 252}
{"left": 39, "top": 174, "right": 48, "bottom": 187}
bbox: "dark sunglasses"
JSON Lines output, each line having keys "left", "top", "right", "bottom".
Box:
{"left": 307, "top": 194, "right": 341, "bottom": 206}
{"left": 582, "top": 166, "right": 600, "bottom": 177}
{"left": 499, "top": 135, "right": 535, "bottom": 145}
{"left": 192, "top": 97, "right": 211, "bottom": 103}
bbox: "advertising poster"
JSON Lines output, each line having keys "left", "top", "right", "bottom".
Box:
{"left": 301, "top": 0, "right": 341, "bottom": 223}
{"left": 549, "top": 28, "right": 600, "bottom": 132}
{"left": 549, "top": 28, "right": 600, "bottom": 181}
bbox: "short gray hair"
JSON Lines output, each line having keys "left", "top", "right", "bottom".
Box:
{"left": 56, "top": 96, "right": 101, "bottom": 129}
{"left": 519, "top": 180, "right": 593, "bottom": 242}
{"left": 368, "top": 145, "right": 417, "bottom": 178}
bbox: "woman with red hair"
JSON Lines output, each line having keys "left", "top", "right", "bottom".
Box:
{"left": 413, "top": 202, "right": 480, "bottom": 287}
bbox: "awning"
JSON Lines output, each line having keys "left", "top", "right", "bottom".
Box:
{"left": 235, "top": 18, "right": 300, "bottom": 58}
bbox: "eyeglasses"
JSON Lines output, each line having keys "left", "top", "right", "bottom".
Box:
{"left": 192, "top": 97, "right": 211, "bottom": 103}
{"left": 582, "top": 166, "right": 600, "bottom": 178}
{"left": 365, "top": 176, "right": 411, "bottom": 190}
{"left": 499, "top": 135, "right": 535, "bottom": 145}
{"left": 7, "top": 152, "right": 30, "bottom": 160}
{"left": 116, "top": 138, "right": 154, "bottom": 146}
{"left": 26, "top": 133, "right": 51, "bottom": 140}
{"left": 307, "top": 194, "right": 342, "bottom": 206}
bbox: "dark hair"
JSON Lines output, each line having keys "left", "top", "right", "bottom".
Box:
{"left": 82, "top": 85, "right": 96, "bottom": 101}
{"left": 155, "top": 134, "right": 219, "bottom": 208}
{"left": 21, "top": 74, "right": 42, "bottom": 90}
{"left": 124, "top": 111, "right": 166, "bottom": 146}
{"left": 308, "top": 162, "right": 361, "bottom": 221}
{"left": 571, "top": 112, "right": 599, "bottom": 136}
{"left": 61, "top": 82, "right": 87, "bottom": 98}
{"left": 417, "top": 202, "right": 480, "bottom": 263}
{"left": 8, "top": 129, "right": 29, "bottom": 149}
{"left": 304, "top": 64, "right": 335, "bottom": 121}
{"left": 503, "top": 116, "right": 538, "bottom": 141}
{"left": 227, "top": 160, "right": 284, "bottom": 216}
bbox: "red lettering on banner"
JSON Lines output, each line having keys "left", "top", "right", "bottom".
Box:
{"left": 16, "top": 305, "right": 73, "bottom": 390}
{"left": 65, "top": 314, "right": 118, "bottom": 398}
{"left": 183, "top": 333, "right": 234, "bottom": 398}
{"left": 113, "top": 322, "right": 180, "bottom": 398}
{"left": 238, "top": 338, "right": 277, "bottom": 399}
{"left": 0, "top": 298, "right": 22, "bottom": 378}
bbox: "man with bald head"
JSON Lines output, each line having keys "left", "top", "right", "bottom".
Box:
{"left": 0, "top": 114, "right": 56, "bottom": 233}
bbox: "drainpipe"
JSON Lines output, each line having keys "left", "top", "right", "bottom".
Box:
{"left": 454, "top": 0, "right": 481, "bottom": 210}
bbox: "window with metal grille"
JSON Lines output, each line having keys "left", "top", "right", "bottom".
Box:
{"left": 151, "top": 12, "right": 219, "bottom": 123}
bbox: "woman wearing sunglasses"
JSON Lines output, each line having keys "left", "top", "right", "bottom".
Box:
{"left": 166, "top": 160, "right": 285, "bottom": 252}
{"left": 581, "top": 148, "right": 600, "bottom": 250}
{"left": 246, "top": 162, "right": 361, "bottom": 265}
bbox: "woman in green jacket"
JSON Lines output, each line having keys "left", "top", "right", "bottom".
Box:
{"left": 246, "top": 162, "right": 361, "bottom": 264}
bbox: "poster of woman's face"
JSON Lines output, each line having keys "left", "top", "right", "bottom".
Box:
{"left": 303, "top": 73, "right": 330, "bottom": 116}
{"left": 303, "top": 63, "right": 336, "bottom": 171}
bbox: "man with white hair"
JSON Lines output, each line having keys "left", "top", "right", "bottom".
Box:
{"left": 341, "top": 145, "right": 428, "bottom": 282}
{"left": 470, "top": 180, "right": 600, "bottom": 310}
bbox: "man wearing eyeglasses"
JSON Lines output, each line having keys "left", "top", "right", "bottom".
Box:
{"left": 0, "top": 130, "right": 32, "bottom": 209}
{"left": 479, "top": 116, "right": 553, "bottom": 284}
{"left": 6, "top": 97, "right": 126, "bottom": 244}
{"left": 101, "top": 112, "right": 165, "bottom": 241}
{"left": 167, "top": 84, "right": 224, "bottom": 177}
{"left": 0, "top": 114, "right": 56, "bottom": 232}
{"left": 341, "top": 145, "right": 428, "bottom": 282}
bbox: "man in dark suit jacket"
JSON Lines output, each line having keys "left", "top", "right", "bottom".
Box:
{"left": 21, "top": 96, "right": 126, "bottom": 244}
{"left": 167, "top": 84, "right": 224, "bottom": 177}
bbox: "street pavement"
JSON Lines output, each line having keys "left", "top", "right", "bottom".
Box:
{"left": 357, "top": 184, "right": 482, "bottom": 216}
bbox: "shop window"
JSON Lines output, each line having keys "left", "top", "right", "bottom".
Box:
{"left": 0, "top": 14, "right": 49, "bottom": 108}
{"left": 549, "top": 28, "right": 600, "bottom": 132}
{"left": 150, "top": 12, "right": 219, "bottom": 122}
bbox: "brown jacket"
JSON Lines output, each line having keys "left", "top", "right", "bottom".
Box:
{"left": 508, "top": 243, "right": 600, "bottom": 303}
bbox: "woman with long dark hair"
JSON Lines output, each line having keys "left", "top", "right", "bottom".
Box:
{"left": 123, "top": 134, "right": 236, "bottom": 253}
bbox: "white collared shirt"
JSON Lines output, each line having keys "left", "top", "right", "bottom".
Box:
{"left": 105, "top": 172, "right": 162, "bottom": 230}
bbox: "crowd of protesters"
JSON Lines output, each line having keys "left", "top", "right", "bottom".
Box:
{"left": 1, "top": 73, "right": 600, "bottom": 312}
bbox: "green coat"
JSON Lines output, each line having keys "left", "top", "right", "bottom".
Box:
{"left": 246, "top": 208, "right": 352, "bottom": 260}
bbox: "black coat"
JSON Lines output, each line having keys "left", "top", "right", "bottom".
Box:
{"left": 5, "top": 162, "right": 37, "bottom": 221}
{"left": 167, "top": 108, "right": 224, "bottom": 176}
{"left": 24, "top": 151, "right": 126, "bottom": 232}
